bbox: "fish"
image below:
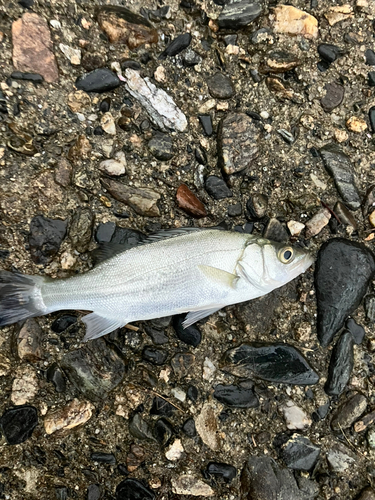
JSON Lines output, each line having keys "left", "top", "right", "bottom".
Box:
{"left": 0, "top": 228, "right": 313, "bottom": 342}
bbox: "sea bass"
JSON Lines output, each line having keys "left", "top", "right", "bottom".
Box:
{"left": 0, "top": 228, "right": 313, "bottom": 341}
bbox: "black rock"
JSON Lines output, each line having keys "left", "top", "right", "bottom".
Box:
{"left": 121, "top": 59, "right": 141, "bottom": 70}
{"left": 205, "top": 176, "right": 233, "bottom": 199}
{"left": 110, "top": 226, "right": 147, "bottom": 247}
{"left": 182, "top": 48, "right": 202, "bottom": 67}
{"left": 369, "top": 71, "right": 375, "bottom": 87}
{"left": 91, "top": 452, "right": 116, "bottom": 465}
{"left": 182, "top": 417, "right": 196, "bottom": 437}
{"left": 199, "top": 115, "right": 213, "bottom": 136}
{"left": 142, "top": 346, "right": 167, "bottom": 365}
{"left": 224, "top": 34, "right": 237, "bottom": 46}
{"left": 116, "top": 478, "right": 155, "bottom": 500}
{"left": 206, "top": 462, "right": 237, "bottom": 483}
{"left": 218, "top": 0, "right": 262, "bottom": 29}
{"left": 75, "top": 68, "right": 121, "bottom": 93}
{"left": 55, "top": 487, "right": 68, "bottom": 500}
{"left": 87, "top": 484, "right": 101, "bottom": 500}
{"left": 11, "top": 71, "right": 43, "bottom": 83}
{"left": 51, "top": 315, "right": 77, "bottom": 333}
{"left": 250, "top": 27, "right": 273, "bottom": 44}
{"left": 154, "top": 418, "right": 174, "bottom": 445}
{"left": 280, "top": 434, "right": 320, "bottom": 471}
{"left": 18, "top": 0, "right": 34, "bottom": 8}
{"left": 325, "top": 331, "right": 354, "bottom": 396}
{"left": 148, "top": 132, "right": 174, "bottom": 161}
{"left": 61, "top": 338, "right": 125, "bottom": 401}
{"left": 144, "top": 325, "right": 169, "bottom": 345}
{"left": 99, "top": 97, "right": 111, "bottom": 113}
{"left": 149, "top": 316, "right": 172, "bottom": 329}
{"left": 228, "top": 203, "right": 242, "bottom": 217}
{"left": 128, "top": 413, "right": 154, "bottom": 440}
{"left": 0, "top": 406, "right": 38, "bottom": 445}
{"left": 213, "top": 381, "right": 259, "bottom": 408}
{"left": 320, "top": 144, "right": 361, "bottom": 210}
{"left": 317, "top": 60, "right": 331, "bottom": 72}
{"left": 195, "top": 146, "right": 207, "bottom": 165}
{"left": 94, "top": 126, "right": 104, "bottom": 135}
{"left": 330, "top": 393, "right": 367, "bottom": 430}
{"left": 207, "top": 73, "right": 234, "bottom": 99}
{"left": 320, "top": 82, "right": 344, "bottom": 112}
{"left": 46, "top": 363, "right": 67, "bottom": 393}
{"left": 316, "top": 401, "right": 330, "bottom": 420}
{"left": 314, "top": 238, "right": 375, "bottom": 346}
{"left": 95, "top": 222, "right": 116, "bottom": 243}
{"left": 150, "top": 396, "right": 176, "bottom": 417}
{"left": 365, "top": 49, "right": 375, "bottom": 66}
{"left": 365, "top": 294, "right": 375, "bottom": 321}
{"left": 172, "top": 314, "right": 202, "bottom": 347}
{"left": 369, "top": 106, "right": 375, "bottom": 133}
{"left": 29, "top": 215, "right": 68, "bottom": 265}
{"left": 221, "top": 343, "right": 319, "bottom": 385}
{"left": 263, "top": 218, "right": 288, "bottom": 242}
{"left": 246, "top": 193, "right": 268, "bottom": 219}
{"left": 345, "top": 318, "right": 365, "bottom": 344}
{"left": 159, "top": 33, "right": 192, "bottom": 59}
{"left": 187, "top": 385, "right": 199, "bottom": 402}
{"left": 317, "top": 44, "right": 344, "bottom": 63}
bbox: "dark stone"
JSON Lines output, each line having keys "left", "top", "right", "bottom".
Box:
{"left": 221, "top": 343, "right": 319, "bottom": 385}
{"left": 228, "top": 203, "right": 242, "bottom": 217}
{"left": 187, "top": 385, "right": 198, "bottom": 402}
{"left": 205, "top": 176, "right": 232, "bottom": 199}
{"left": 159, "top": 33, "right": 192, "bottom": 59}
{"left": 207, "top": 73, "right": 234, "bottom": 99}
{"left": 95, "top": 222, "right": 116, "bottom": 243}
{"left": 369, "top": 106, "right": 375, "bottom": 133}
{"left": 320, "top": 144, "right": 361, "bottom": 210}
{"left": 87, "top": 484, "right": 101, "bottom": 500}
{"left": 198, "top": 115, "right": 213, "bottom": 136}
{"left": 218, "top": 0, "right": 262, "bottom": 29}
{"left": 365, "top": 49, "right": 375, "bottom": 66}
{"left": 182, "top": 48, "right": 202, "bottom": 67}
{"left": 330, "top": 393, "right": 367, "bottom": 430}
{"left": 280, "top": 434, "right": 320, "bottom": 471}
{"left": 365, "top": 294, "right": 375, "bottom": 321}
{"left": 51, "top": 315, "right": 78, "bottom": 334}
{"left": 369, "top": 71, "right": 375, "bottom": 87}
{"left": 320, "top": 82, "right": 344, "bottom": 112}
{"left": 172, "top": 314, "right": 202, "bottom": 347}
{"left": 55, "top": 487, "right": 68, "bottom": 500}
{"left": 116, "top": 478, "right": 155, "bottom": 500}
{"left": 154, "top": 418, "right": 174, "bottom": 445}
{"left": 150, "top": 396, "right": 176, "bottom": 417}
{"left": 171, "top": 352, "right": 195, "bottom": 378}
{"left": 263, "top": 218, "right": 288, "bottom": 242}
{"left": 246, "top": 193, "right": 268, "bottom": 219}
{"left": 75, "top": 68, "right": 121, "bottom": 93}
{"left": 316, "top": 401, "right": 330, "bottom": 420}
{"left": 99, "top": 97, "right": 111, "bottom": 113}
{"left": 121, "top": 60, "right": 141, "bottom": 70}
{"left": 148, "top": 132, "right": 174, "bottom": 161}
{"left": 206, "top": 462, "right": 237, "bottom": 482}
{"left": 18, "top": 0, "right": 34, "bottom": 8}
{"left": 46, "top": 363, "right": 67, "bottom": 393}
{"left": 61, "top": 338, "right": 125, "bottom": 401}
{"left": 195, "top": 146, "right": 207, "bottom": 165}
{"left": 91, "top": 452, "right": 116, "bottom": 465}
{"left": 325, "top": 331, "right": 354, "bottom": 396}
{"left": 317, "top": 44, "right": 344, "bottom": 63}
{"left": 149, "top": 316, "right": 171, "bottom": 329}
{"left": 334, "top": 201, "right": 358, "bottom": 229}
{"left": 224, "top": 34, "right": 237, "bottom": 46}
{"left": 182, "top": 417, "right": 196, "bottom": 437}
{"left": 250, "top": 27, "right": 273, "bottom": 44}
{"left": 345, "top": 318, "right": 365, "bottom": 344}
{"left": 69, "top": 207, "right": 95, "bottom": 253}
{"left": 94, "top": 126, "right": 104, "bottom": 135}
{"left": 0, "top": 406, "right": 38, "bottom": 445}
{"left": 29, "top": 215, "right": 68, "bottom": 265}
{"left": 317, "top": 60, "right": 330, "bottom": 72}
{"left": 10, "top": 71, "right": 43, "bottom": 83}
{"left": 142, "top": 346, "right": 167, "bottom": 365}
{"left": 214, "top": 381, "right": 259, "bottom": 408}
{"left": 110, "top": 226, "right": 147, "bottom": 247}
{"left": 128, "top": 413, "right": 154, "bottom": 441}
{"left": 144, "top": 325, "right": 169, "bottom": 345}
{"left": 314, "top": 238, "right": 375, "bottom": 346}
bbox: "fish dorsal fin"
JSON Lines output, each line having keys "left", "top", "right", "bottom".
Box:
{"left": 91, "top": 243, "right": 131, "bottom": 265}
{"left": 198, "top": 265, "right": 239, "bottom": 289}
{"left": 139, "top": 227, "right": 215, "bottom": 246}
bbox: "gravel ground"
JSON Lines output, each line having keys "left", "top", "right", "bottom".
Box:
{"left": 1, "top": 0, "right": 375, "bottom": 499}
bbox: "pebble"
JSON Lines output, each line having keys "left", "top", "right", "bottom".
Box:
{"left": 171, "top": 475, "right": 214, "bottom": 497}
{"left": 97, "top": 5, "right": 158, "bottom": 49}
{"left": 272, "top": 5, "right": 318, "bottom": 39}
{"left": 182, "top": 417, "right": 196, "bottom": 437}
{"left": 213, "top": 381, "right": 259, "bottom": 408}
{"left": 345, "top": 318, "right": 365, "bottom": 344}
{"left": 280, "top": 434, "right": 320, "bottom": 470}
{"left": 182, "top": 48, "right": 202, "bottom": 67}
{"left": 282, "top": 400, "right": 312, "bottom": 430}
{"left": 221, "top": 343, "right": 319, "bottom": 385}
{"left": 100, "top": 112, "right": 116, "bottom": 135}
{"left": 263, "top": 218, "right": 289, "bottom": 242}
{"left": 69, "top": 207, "right": 94, "bottom": 253}
{"left": 51, "top": 314, "right": 77, "bottom": 333}
{"left": 318, "top": 43, "right": 344, "bottom": 63}
{"left": 369, "top": 71, "right": 375, "bottom": 86}
{"left": 59, "top": 44, "right": 81, "bottom": 65}
{"left": 305, "top": 209, "right": 331, "bottom": 238}
{"left": 346, "top": 116, "right": 367, "bottom": 133}
{"left": 91, "top": 452, "right": 116, "bottom": 465}
{"left": 176, "top": 184, "right": 207, "bottom": 218}
{"left": 324, "top": 5, "right": 354, "bottom": 26}
{"left": 99, "top": 151, "right": 126, "bottom": 176}
{"left": 195, "top": 403, "right": 221, "bottom": 451}
{"left": 87, "top": 485, "right": 101, "bottom": 500}
{"left": 326, "top": 442, "right": 356, "bottom": 472}
{"left": 116, "top": 478, "right": 155, "bottom": 500}
{"left": 320, "top": 143, "right": 361, "bottom": 210}
{"left": 325, "top": 330, "right": 354, "bottom": 397}
{"left": 354, "top": 409, "right": 375, "bottom": 433}
{"left": 150, "top": 396, "right": 176, "bottom": 417}
{"left": 0, "top": 405, "right": 38, "bottom": 445}
{"left": 331, "top": 393, "right": 367, "bottom": 430}
{"left": 101, "top": 178, "right": 161, "bottom": 217}
{"left": 144, "top": 324, "right": 168, "bottom": 345}
{"left": 357, "top": 488, "right": 375, "bottom": 500}
{"left": 17, "top": 318, "right": 43, "bottom": 362}
{"left": 29, "top": 215, "right": 68, "bottom": 265}
{"left": 142, "top": 346, "right": 168, "bottom": 365}
{"left": 218, "top": 0, "right": 262, "bottom": 29}
{"left": 126, "top": 443, "right": 146, "bottom": 472}
{"left": 205, "top": 176, "right": 232, "bottom": 199}
{"left": 260, "top": 51, "right": 300, "bottom": 74}
{"left": 287, "top": 220, "right": 305, "bottom": 236}
{"left": 365, "top": 294, "right": 375, "bottom": 321}
{"left": 365, "top": 49, "right": 375, "bottom": 66}
{"left": 12, "top": 13, "right": 59, "bottom": 83}
{"left": 314, "top": 238, "right": 375, "bottom": 346}
{"left": 195, "top": 146, "right": 207, "bottom": 165}
{"left": 10, "top": 71, "right": 43, "bottom": 83}
{"left": 75, "top": 68, "right": 121, "bottom": 93}
{"left": 205, "top": 462, "right": 237, "bottom": 483}
{"left": 46, "top": 363, "right": 67, "bottom": 393}
{"left": 68, "top": 134, "right": 92, "bottom": 162}
{"left": 61, "top": 338, "right": 125, "bottom": 401}
{"left": 172, "top": 314, "right": 202, "bottom": 346}
{"left": 44, "top": 399, "right": 94, "bottom": 435}
{"left": 148, "top": 132, "right": 174, "bottom": 161}
{"left": 218, "top": 113, "right": 261, "bottom": 175}
{"left": 122, "top": 68, "right": 187, "bottom": 132}
{"left": 99, "top": 97, "right": 111, "bottom": 113}
{"left": 321, "top": 82, "right": 345, "bottom": 112}
{"left": 198, "top": 115, "right": 213, "bottom": 136}
{"left": 11, "top": 365, "right": 38, "bottom": 405}
{"left": 154, "top": 418, "right": 174, "bottom": 445}
{"left": 334, "top": 201, "right": 358, "bottom": 229}
{"left": 55, "top": 158, "right": 73, "bottom": 187}
{"left": 369, "top": 106, "right": 375, "bottom": 133}
{"left": 228, "top": 202, "right": 242, "bottom": 216}
{"left": 159, "top": 33, "right": 192, "bottom": 59}
{"left": 171, "top": 352, "right": 195, "bottom": 379}
{"left": 128, "top": 413, "right": 154, "bottom": 440}
{"left": 207, "top": 72, "right": 234, "bottom": 99}
{"left": 165, "top": 438, "right": 184, "bottom": 461}
{"left": 246, "top": 193, "right": 268, "bottom": 219}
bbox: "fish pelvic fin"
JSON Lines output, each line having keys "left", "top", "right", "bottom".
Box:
{"left": 182, "top": 306, "right": 222, "bottom": 328}
{"left": 0, "top": 271, "right": 47, "bottom": 326}
{"left": 82, "top": 313, "right": 126, "bottom": 341}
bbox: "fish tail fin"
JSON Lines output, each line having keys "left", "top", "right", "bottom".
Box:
{"left": 0, "top": 271, "right": 47, "bottom": 326}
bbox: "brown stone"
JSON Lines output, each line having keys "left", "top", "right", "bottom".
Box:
{"left": 272, "top": 5, "right": 318, "bottom": 39}
{"left": 67, "top": 91, "right": 91, "bottom": 113}
{"left": 259, "top": 51, "right": 300, "bottom": 74}
{"left": 16, "top": 319, "right": 43, "bottom": 362}
{"left": 321, "top": 82, "right": 344, "bottom": 112}
{"left": 12, "top": 13, "right": 58, "bottom": 83}
{"left": 68, "top": 135, "right": 92, "bottom": 162}
{"left": 55, "top": 158, "right": 73, "bottom": 188}
{"left": 346, "top": 116, "right": 367, "bottom": 133}
{"left": 324, "top": 5, "right": 354, "bottom": 26}
{"left": 176, "top": 184, "right": 207, "bottom": 218}
{"left": 126, "top": 444, "right": 146, "bottom": 472}
{"left": 101, "top": 178, "right": 160, "bottom": 217}
{"left": 265, "top": 77, "right": 296, "bottom": 101}
{"left": 354, "top": 409, "right": 375, "bottom": 432}
{"left": 97, "top": 5, "right": 158, "bottom": 50}
{"left": 44, "top": 399, "right": 94, "bottom": 435}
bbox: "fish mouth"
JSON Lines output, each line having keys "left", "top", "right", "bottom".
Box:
{"left": 290, "top": 252, "right": 314, "bottom": 275}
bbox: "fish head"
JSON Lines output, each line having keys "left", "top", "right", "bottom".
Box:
{"left": 240, "top": 238, "right": 314, "bottom": 291}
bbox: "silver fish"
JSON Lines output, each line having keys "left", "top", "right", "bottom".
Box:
{"left": 0, "top": 228, "right": 313, "bottom": 341}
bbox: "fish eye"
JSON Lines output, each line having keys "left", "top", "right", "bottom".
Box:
{"left": 278, "top": 247, "right": 294, "bottom": 264}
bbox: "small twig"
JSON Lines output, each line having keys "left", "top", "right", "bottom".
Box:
{"left": 320, "top": 200, "right": 341, "bottom": 223}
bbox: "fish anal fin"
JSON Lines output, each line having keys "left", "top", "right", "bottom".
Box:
{"left": 82, "top": 313, "right": 126, "bottom": 341}
{"left": 182, "top": 307, "right": 222, "bottom": 328}
{"left": 198, "top": 265, "right": 238, "bottom": 289}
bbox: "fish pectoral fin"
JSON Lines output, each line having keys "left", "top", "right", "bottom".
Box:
{"left": 182, "top": 307, "right": 223, "bottom": 328}
{"left": 198, "top": 265, "right": 239, "bottom": 289}
{"left": 82, "top": 313, "right": 126, "bottom": 342}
